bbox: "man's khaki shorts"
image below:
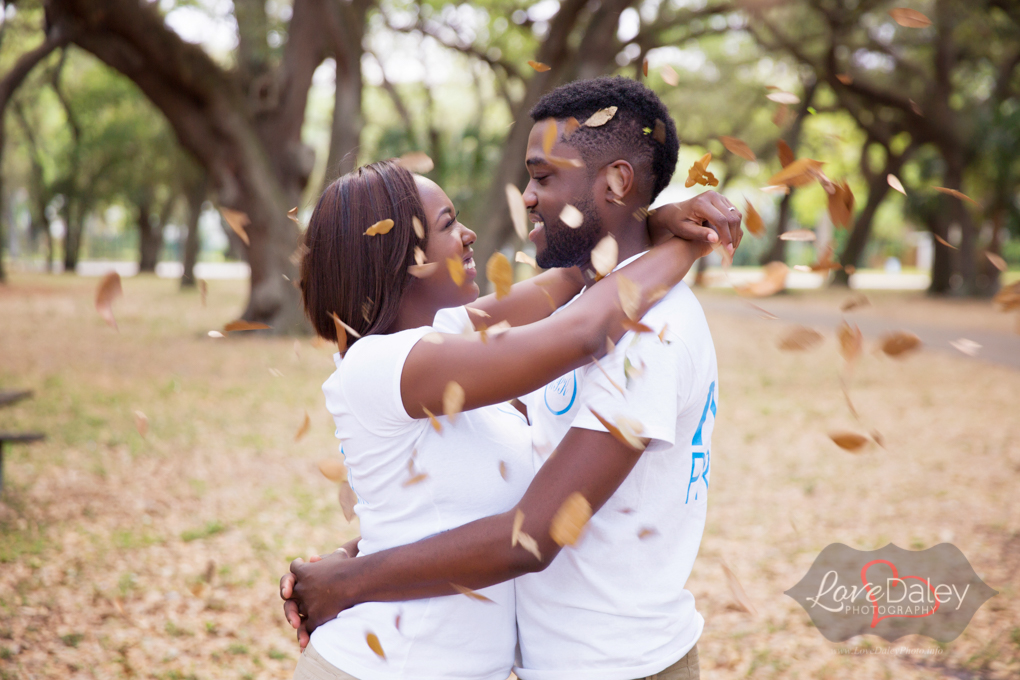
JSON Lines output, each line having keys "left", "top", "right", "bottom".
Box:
{"left": 634, "top": 643, "right": 700, "bottom": 680}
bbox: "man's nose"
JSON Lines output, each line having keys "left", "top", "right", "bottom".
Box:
{"left": 522, "top": 181, "right": 538, "bottom": 209}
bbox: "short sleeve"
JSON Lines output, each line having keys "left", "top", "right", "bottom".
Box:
{"left": 572, "top": 332, "right": 687, "bottom": 449}
{"left": 336, "top": 328, "right": 432, "bottom": 436}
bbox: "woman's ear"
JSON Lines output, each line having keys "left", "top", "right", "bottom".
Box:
{"left": 604, "top": 160, "right": 635, "bottom": 205}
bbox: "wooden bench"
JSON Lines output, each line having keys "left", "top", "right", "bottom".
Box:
{"left": 0, "top": 390, "right": 45, "bottom": 490}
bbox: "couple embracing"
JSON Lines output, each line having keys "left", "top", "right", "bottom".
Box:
{"left": 279, "top": 76, "right": 744, "bottom": 680}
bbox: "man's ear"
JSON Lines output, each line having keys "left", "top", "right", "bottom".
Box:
{"left": 604, "top": 161, "right": 635, "bottom": 205}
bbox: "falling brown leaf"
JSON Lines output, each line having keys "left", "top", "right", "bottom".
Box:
{"left": 720, "top": 136, "right": 756, "bottom": 161}
{"left": 527, "top": 60, "right": 551, "bottom": 72}
{"left": 993, "top": 281, "right": 1020, "bottom": 311}
{"left": 422, "top": 406, "right": 443, "bottom": 433}
{"left": 685, "top": 153, "right": 718, "bottom": 188}
{"left": 207, "top": 330, "right": 225, "bottom": 339}
{"left": 776, "top": 140, "right": 795, "bottom": 168}
{"left": 318, "top": 459, "right": 347, "bottom": 482}
{"left": 550, "top": 492, "right": 592, "bottom": 547}
{"left": 844, "top": 265, "right": 857, "bottom": 275}
{"left": 889, "top": 8, "right": 932, "bottom": 28}
{"left": 220, "top": 207, "right": 251, "bottom": 246}
{"left": 836, "top": 73, "right": 854, "bottom": 85}
{"left": 589, "top": 409, "right": 648, "bottom": 451}
{"left": 837, "top": 321, "right": 863, "bottom": 367}
{"left": 734, "top": 261, "right": 788, "bottom": 298}
{"left": 517, "top": 531, "right": 542, "bottom": 561}
{"left": 829, "top": 431, "right": 870, "bottom": 452}
{"left": 542, "top": 119, "right": 557, "bottom": 156}
{"left": 772, "top": 104, "right": 792, "bottom": 127}
{"left": 840, "top": 293, "right": 870, "bottom": 312}
{"left": 744, "top": 200, "right": 765, "bottom": 237}
{"left": 396, "top": 151, "right": 434, "bottom": 174}
{"left": 486, "top": 252, "right": 514, "bottom": 300}
{"left": 887, "top": 174, "right": 906, "bottom": 195}
{"left": 780, "top": 229, "right": 817, "bottom": 242}
{"left": 409, "top": 217, "right": 425, "bottom": 241}
{"left": 403, "top": 472, "right": 429, "bottom": 487}
{"left": 515, "top": 251, "right": 538, "bottom": 269}
{"left": 769, "top": 158, "right": 824, "bottom": 188}
{"left": 287, "top": 207, "right": 300, "bottom": 226}
{"left": 95, "top": 272, "right": 123, "bottom": 330}
{"left": 446, "top": 257, "right": 466, "bottom": 287}
{"left": 223, "top": 320, "right": 271, "bottom": 332}
{"left": 590, "top": 356, "right": 625, "bottom": 395}
{"left": 559, "top": 204, "right": 584, "bottom": 228}
{"left": 934, "top": 234, "right": 957, "bottom": 250}
{"left": 616, "top": 275, "right": 641, "bottom": 319}
{"left": 499, "top": 461, "right": 508, "bottom": 481}
{"left": 660, "top": 65, "right": 680, "bottom": 86}
{"left": 294, "top": 411, "right": 311, "bottom": 442}
{"left": 933, "top": 187, "right": 979, "bottom": 206}
{"left": 505, "top": 184, "right": 529, "bottom": 241}
{"left": 443, "top": 381, "right": 465, "bottom": 422}
{"left": 591, "top": 234, "right": 619, "bottom": 278}
{"left": 637, "top": 527, "right": 658, "bottom": 540}
{"left": 197, "top": 279, "right": 208, "bottom": 307}
{"left": 880, "top": 331, "right": 922, "bottom": 357}
{"left": 329, "top": 311, "right": 360, "bottom": 353}
{"left": 985, "top": 252, "right": 1007, "bottom": 272}
{"left": 760, "top": 184, "right": 791, "bottom": 195}
{"left": 746, "top": 303, "right": 778, "bottom": 320}
{"left": 778, "top": 326, "right": 824, "bottom": 351}
{"left": 828, "top": 180, "right": 855, "bottom": 229}
{"left": 133, "top": 410, "right": 148, "bottom": 438}
{"left": 450, "top": 583, "right": 495, "bottom": 603}
{"left": 511, "top": 509, "right": 525, "bottom": 547}
{"left": 365, "top": 632, "right": 386, "bottom": 660}
{"left": 622, "top": 319, "right": 654, "bottom": 334}
{"left": 409, "top": 262, "right": 441, "bottom": 278}
{"left": 949, "top": 338, "right": 981, "bottom": 356}
{"left": 767, "top": 91, "right": 800, "bottom": 105}
{"left": 339, "top": 481, "right": 358, "bottom": 521}
{"left": 365, "top": 219, "right": 395, "bottom": 236}
{"left": 721, "top": 562, "right": 758, "bottom": 615}
{"left": 642, "top": 58, "right": 648, "bottom": 77}
{"left": 584, "top": 106, "right": 618, "bottom": 127}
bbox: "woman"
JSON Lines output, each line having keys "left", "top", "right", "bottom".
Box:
{"left": 293, "top": 159, "right": 710, "bottom": 680}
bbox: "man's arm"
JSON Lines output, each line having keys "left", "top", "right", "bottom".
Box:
{"left": 287, "top": 426, "right": 644, "bottom": 635}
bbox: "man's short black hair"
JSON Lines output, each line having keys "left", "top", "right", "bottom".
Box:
{"left": 530, "top": 76, "right": 680, "bottom": 202}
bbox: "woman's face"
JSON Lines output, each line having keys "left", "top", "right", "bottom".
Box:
{"left": 415, "top": 176, "right": 479, "bottom": 306}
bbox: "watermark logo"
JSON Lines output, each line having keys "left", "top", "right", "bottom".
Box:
{"left": 785, "top": 543, "right": 996, "bottom": 642}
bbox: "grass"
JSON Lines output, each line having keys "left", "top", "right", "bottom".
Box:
{"left": 0, "top": 272, "right": 1018, "bottom": 679}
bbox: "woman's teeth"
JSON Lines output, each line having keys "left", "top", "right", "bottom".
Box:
{"left": 463, "top": 257, "right": 475, "bottom": 270}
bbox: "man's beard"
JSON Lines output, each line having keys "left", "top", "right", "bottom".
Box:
{"left": 535, "top": 190, "right": 603, "bottom": 269}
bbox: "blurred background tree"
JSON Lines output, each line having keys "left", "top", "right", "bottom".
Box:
{"left": 0, "top": 0, "right": 1016, "bottom": 327}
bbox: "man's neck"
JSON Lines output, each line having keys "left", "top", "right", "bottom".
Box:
{"left": 579, "top": 216, "right": 651, "bottom": 288}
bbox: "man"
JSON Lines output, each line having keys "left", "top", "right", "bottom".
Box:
{"left": 283, "top": 76, "right": 740, "bottom": 679}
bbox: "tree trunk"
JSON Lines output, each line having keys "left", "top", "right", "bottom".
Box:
{"left": 137, "top": 197, "right": 161, "bottom": 272}
{"left": 761, "top": 190, "right": 794, "bottom": 264}
{"left": 181, "top": 174, "right": 206, "bottom": 288}
{"left": 928, "top": 209, "right": 953, "bottom": 293}
{"left": 832, "top": 173, "right": 893, "bottom": 286}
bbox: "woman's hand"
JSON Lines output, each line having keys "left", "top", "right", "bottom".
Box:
{"left": 648, "top": 191, "right": 743, "bottom": 253}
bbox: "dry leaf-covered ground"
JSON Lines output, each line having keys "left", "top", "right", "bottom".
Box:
{"left": 1, "top": 273, "right": 1017, "bottom": 680}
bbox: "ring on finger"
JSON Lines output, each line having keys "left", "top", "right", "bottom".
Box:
{"left": 728, "top": 207, "right": 737, "bottom": 212}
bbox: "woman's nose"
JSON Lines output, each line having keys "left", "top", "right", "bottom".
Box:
{"left": 461, "top": 226, "right": 476, "bottom": 246}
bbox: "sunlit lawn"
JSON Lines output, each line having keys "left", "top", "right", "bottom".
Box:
{"left": 0, "top": 273, "right": 1017, "bottom": 679}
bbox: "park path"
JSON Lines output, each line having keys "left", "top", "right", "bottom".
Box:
{"left": 699, "top": 295, "right": 1020, "bottom": 371}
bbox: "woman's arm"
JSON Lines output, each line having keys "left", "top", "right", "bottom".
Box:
{"left": 400, "top": 237, "right": 702, "bottom": 419}
{"left": 468, "top": 266, "right": 584, "bottom": 329}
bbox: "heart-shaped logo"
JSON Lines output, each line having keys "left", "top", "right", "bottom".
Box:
{"left": 861, "top": 559, "right": 940, "bottom": 627}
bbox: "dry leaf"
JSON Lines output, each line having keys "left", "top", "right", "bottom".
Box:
{"left": 591, "top": 356, "right": 625, "bottom": 395}
{"left": 339, "top": 481, "right": 357, "bottom": 521}
{"left": 422, "top": 406, "right": 443, "bottom": 432}
{"left": 198, "top": 279, "right": 208, "bottom": 306}
{"left": 421, "top": 333, "right": 444, "bottom": 344}
{"left": 499, "top": 461, "right": 508, "bottom": 481}
{"left": 949, "top": 338, "right": 981, "bottom": 356}
{"left": 294, "top": 411, "right": 311, "bottom": 442}
{"left": 223, "top": 320, "right": 271, "bottom": 332}
{"left": 466, "top": 307, "right": 491, "bottom": 319}
{"left": 685, "top": 152, "right": 718, "bottom": 188}
{"left": 778, "top": 326, "right": 824, "bottom": 351}
{"left": 837, "top": 321, "right": 863, "bottom": 366}
{"left": 993, "top": 281, "right": 1020, "bottom": 311}
{"left": 396, "top": 152, "right": 434, "bottom": 174}
{"left": 559, "top": 204, "right": 584, "bottom": 229}
{"left": 505, "top": 184, "right": 529, "bottom": 241}
{"left": 734, "top": 261, "right": 788, "bottom": 298}
{"left": 287, "top": 206, "right": 300, "bottom": 226}
{"left": 769, "top": 158, "right": 824, "bottom": 188}
{"left": 828, "top": 180, "right": 855, "bottom": 228}
{"left": 772, "top": 104, "right": 792, "bottom": 127}
{"left": 443, "top": 381, "right": 465, "bottom": 422}
{"left": 829, "top": 431, "right": 870, "bottom": 452}
{"left": 660, "top": 65, "right": 679, "bottom": 86}
{"left": 746, "top": 303, "right": 778, "bottom": 320}
{"left": 889, "top": 8, "right": 931, "bottom": 27}
{"left": 721, "top": 562, "right": 758, "bottom": 615}
{"left": 591, "top": 234, "right": 619, "bottom": 277}
{"left": 934, "top": 234, "right": 956, "bottom": 250}
{"left": 220, "top": 207, "right": 250, "bottom": 246}
{"left": 486, "top": 252, "right": 514, "bottom": 299}
{"left": 621, "top": 319, "right": 654, "bottom": 334}
{"left": 412, "top": 216, "right": 425, "bottom": 240}
{"left": 409, "top": 262, "right": 440, "bottom": 278}
{"left": 642, "top": 58, "right": 648, "bottom": 77}
{"left": 446, "top": 257, "right": 466, "bottom": 286}
{"left": 517, "top": 531, "right": 542, "bottom": 561}
{"left": 515, "top": 251, "right": 538, "bottom": 269}
{"left": 871, "top": 430, "right": 885, "bottom": 448}
{"left": 403, "top": 472, "right": 428, "bottom": 487}
{"left": 767, "top": 91, "right": 800, "bottom": 105}
{"left": 760, "top": 184, "right": 790, "bottom": 195}
{"left": 450, "top": 583, "right": 494, "bottom": 603}
{"left": 638, "top": 527, "right": 658, "bottom": 540}
{"left": 365, "top": 219, "right": 395, "bottom": 236}
{"left": 527, "top": 60, "right": 551, "bottom": 72}
{"left": 934, "top": 187, "right": 979, "bottom": 205}
{"left": 589, "top": 408, "right": 647, "bottom": 450}
{"left": 562, "top": 116, "right": 581, "bottom": 140}
{"left": 550, "top": 492, "right": 592, "bottom": 546}
{"left": 318, "top": 459, "right": 347, "bottom": 482}
{"left": 511, "top": 509, "right": 524, "bottom": 547}
{"left": 836, "top": 73, "right": 854, "bottom": 85}
{"left": 542, "top": 119, "right": 558, "bottom": 155}
{"left": 880, "top": 331, "right": 921, "bottom": 357}
{"left": 616, "top": 275, "right": 641, "bottom": 319}
{"left": 776, "top": 140, "right": 795, "bottom": 168}
{"left": 887, "top": 174, "right": 906, "bottom": 195}
{"left": 720, "top": 136, "right": 756, "bottom": 161}
{"left": 985, "top": 252, "right": 1007, "bottom": 272}
{"left": 365, "top": 632, "right": 386, "bottom": 660}
{"left": 95, "top": 272, "right": 123, "bottom": 330}
{"left": 745, "top": 200, "right": 765, "bottom": 237}
{"left": 133, "top": 410, "right": 148, "bottom": 437}
{"left": 207, "top": 330, "right": 224, "bottom": 338}
{"left": 840, "top": 293, "right": 870, "bottom": 312}
{"left": 780, "top": 229, "right": 816, "bottom": 242}
{"left": 584, "top": 106, "right": 618, "bottom": 127}
{"left": 328, "top": 312, "right": 351, "bottom": 353}
{"left": 414, "top": 246, "right": 427, "bottom": 266}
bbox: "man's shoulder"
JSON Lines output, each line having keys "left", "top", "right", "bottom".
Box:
{"left": 641, "top": 282, "right": 709, "bottom": 335}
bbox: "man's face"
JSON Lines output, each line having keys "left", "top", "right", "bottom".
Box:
{"left": 523, "top": 119, "right": 604, "bottom": 269}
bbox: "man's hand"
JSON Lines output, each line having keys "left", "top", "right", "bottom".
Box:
{"left": 648, "top": 191, "right": 744, "bottom": 254}
{"left": 280, "top": 539, "right": 360, "bottom": 650}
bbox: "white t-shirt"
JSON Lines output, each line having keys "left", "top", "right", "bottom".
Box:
{"left": 311, "top": 306, "right": 533, "bottom": 680}
{"left": 515, "top": 254, "right": 719, "bottom": 680}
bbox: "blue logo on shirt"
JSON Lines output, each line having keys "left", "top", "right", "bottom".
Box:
{"left": 544, "top": 371, "right": 577, "bottom": 415}
{"left": 686, "top": 381, "right": 716, "bottom": 503}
